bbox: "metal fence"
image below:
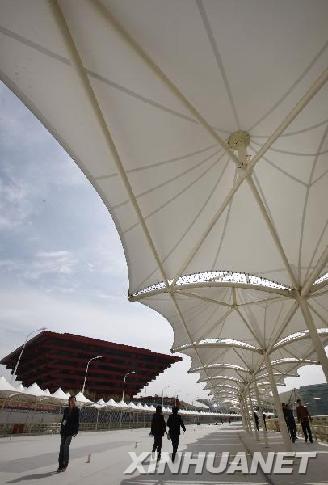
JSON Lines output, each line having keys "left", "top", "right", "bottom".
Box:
{"left": 0, "top": 397, "right": 238, "bottom": 436}
{"left": 265, "top": 415, "right": 328, "bottom": 442}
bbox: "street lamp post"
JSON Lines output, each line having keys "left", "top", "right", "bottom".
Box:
{"left": 81, "top": 355, "right": 103, "bottom": 395}
{"left": 175, "top": 389, "right": 182, "bottom": 407}
{"left": 11, "top": 327, "right": 47, "bottom": 383}
{"left": 120, "top": 371, "right": 136, "bottom": 429}
{"left": 122, "top": 371, "right": 136, "bottom": 403}
{"left": 161, "top": 385, "right": 170, "bottom": 407}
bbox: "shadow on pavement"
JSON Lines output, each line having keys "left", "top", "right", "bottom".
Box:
{"left": 2, "top": 440, "right": 129, "bottom": 473}
{"left": 7, "top": 471, "right": 57, "bottom": 483}
{"left": 120, "top": 425, "right": 328, "bottom": 485}
{"left": 120, "top": 427, "right": 252, "bottom": 485}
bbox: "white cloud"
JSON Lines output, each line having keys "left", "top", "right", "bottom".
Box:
{"left": 83, "top": 235, "right": 128, "bottom": 278}
{"left": 0, "top": 250, "right": 78, "bottom": 282}
{"left": 0, "top": 177, "right": 34, "bottom": 229}
{"left": 278, "top": 365, "right": 326, "bottom": 393}
{"left": 29, "top": 250, "right": 78, "bottom": 277}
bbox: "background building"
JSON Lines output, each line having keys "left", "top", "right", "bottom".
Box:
{"left": 134, "top": 395, "right": 207, "bottom": 411}
{"left": 1, "top": 331, "right": 181, "bottom": 401}
{"left": 279, "top": 383, "right": 328, "bottom": 415}
{"left": 197, "top": 398, "right": 240, "bottom": 414}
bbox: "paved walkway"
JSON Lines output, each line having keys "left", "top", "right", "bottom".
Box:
{"left": 0, "top": 423, "right": 327, "bottom": 484}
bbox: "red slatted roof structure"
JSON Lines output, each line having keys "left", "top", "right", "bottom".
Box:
{"left": 1, "top": 331, "right": 181, "bottom": 401}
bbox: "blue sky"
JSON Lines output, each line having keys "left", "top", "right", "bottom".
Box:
{"left": 0, "top": 82, "right": 325, "bottom": 403}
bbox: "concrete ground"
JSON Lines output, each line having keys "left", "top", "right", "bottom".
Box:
{"left": 0, "top": 423, "right": 327, "bottom": 485}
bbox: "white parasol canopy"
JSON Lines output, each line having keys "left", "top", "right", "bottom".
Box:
{"left": 51, "top": 388, "right": 71, "bottom": 400}
{"left": 1, "top": 1, "right": 328, "bottom": 291}
{"left": 1, "top": 1, "right": 328, "bottom": 421}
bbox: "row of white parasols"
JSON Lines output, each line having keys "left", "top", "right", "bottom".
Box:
{"left": 0, "top": 376, "right": 236, "bottom": 417}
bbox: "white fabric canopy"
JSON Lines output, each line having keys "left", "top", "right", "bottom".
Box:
{"left": 0, "top": 376, "right": 18, "bottom": 393}
{"left": 75, "top": 391, "right": 92, "bottom": 403}
{"left": 1, "top": 0, "right": 328, "bottom": 404}
{"left": 24, "top": 383, "right": 49, "bottom": 397}
{"left": 1, "top": 0, "right": 328, "bottom": 291}
{"left": 51, "top": 388, "right": 71, "bottom": 400}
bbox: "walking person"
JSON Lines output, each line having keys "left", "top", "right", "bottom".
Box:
{"left": 262, "top": 413, "right": 267, "bottom": 431}
{"left": 57, "top": 395, "right": 80, "bottom": 473}
{"left": 253, "top": 411, "right": 259, "bottom": 431}
{"left": 167, "top": 406, "right": 186, "bottom": 462}
{"left": 150, "top": 405, "right": 166, "bottom": 461}
{"left": 282, "top": 403, "right": 290, "bottom": 435}
{"left": 285, "top": 404, "right": 297, "bottom": 442}
{"left": 296, "top": 398, "right": 313, "bottom": 443}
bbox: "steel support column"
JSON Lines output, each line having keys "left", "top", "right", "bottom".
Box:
{"left": 242, "top": 394, "right": 252, "bottom": 434}
{"left": 264, "top": 353, "right": 291, "bottom": 450}
{"left": 253, "top": 379, "right": 269, "bottom": 448}
{"left": 238, "top": 398, "right": 248, "bottom": 431}
{"left": 247, "top": 388, "right": 259, "bottom": 441}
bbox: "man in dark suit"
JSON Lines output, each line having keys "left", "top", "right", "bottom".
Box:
{"left": 57, "top": 395, "right": 80, "bottom": 473}
{"left": 296, "top": 398, "right": 313, "bottom": 443}
{"left": 150, "top": 405, "right": 166, "bottom": 461}
{"left": 167, "top": 406, "right": 186, "bottom": 462}
{"left": 253, "top": 411, "right": 260, "bottom": 431}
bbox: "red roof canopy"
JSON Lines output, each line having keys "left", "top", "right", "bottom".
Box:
{"left": 1, "top": 331, "right": 181, "bottom": 400}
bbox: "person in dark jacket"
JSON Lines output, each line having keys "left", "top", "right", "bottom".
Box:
{"left": 150, "top": 405, "right": 166, "bottom": 461}
{"left": 57, "top": 395, "right": 80, "bottom": 473}
{"left": 282, "top": 402, "right": 297, "bottom": 442}
{"left": 253, "top": 411, "right": 259, "bottom": 431}
{"left": 262, "top": 413, "right": 267, "bottom": 431}
{"left": 285, "top": 403, "right": 297, "bottom": 442}
{"left": 296, "top": 398, "right": 313, "bottom": 443}
{"left": 167, "top": 407, "right": 186, "bottom": 462}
